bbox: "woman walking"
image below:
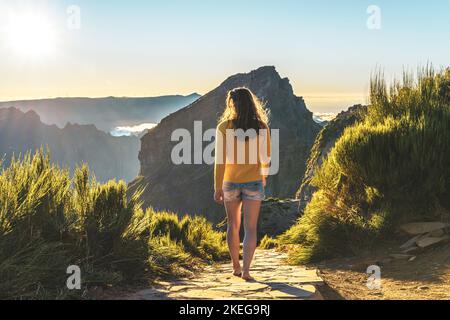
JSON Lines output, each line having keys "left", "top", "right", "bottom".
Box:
{"left": 214, "top": 87, "right": 271, "bottom": 281}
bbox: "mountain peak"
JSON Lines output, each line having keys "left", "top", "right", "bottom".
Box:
{"left": 249, "top": 65, "right": 279, "bottom": 77}
{"left": 220, "top": 66, "right": 281, "bottom": 88}
{"left": 187, "top": 93, "right": 201, "bottom": 99}
{"left": 253, "top": 65, "right": 279, "bottom": 76}
{"left": 0, "top": 107, "right": 41, "bottom": 123}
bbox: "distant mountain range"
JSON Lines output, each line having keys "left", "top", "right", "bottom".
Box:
{"left": 0, "top": 107, "right": 140, "bottom": 182}
{"left": 0, "top": 94, "right": 201, "bottom": 134}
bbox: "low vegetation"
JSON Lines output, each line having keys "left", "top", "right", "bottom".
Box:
{"left": 0, "top": 150, "right": 228, "bottom": 299}
{"left": 281, "top": 68, "right": 450, "bottom": 263}
{"left": 259, "top": 235, "right": 278, "bottom": 250}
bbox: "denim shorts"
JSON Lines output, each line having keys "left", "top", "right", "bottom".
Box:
{"left": 223, "top": 181, "right": 265, "bottom": 202}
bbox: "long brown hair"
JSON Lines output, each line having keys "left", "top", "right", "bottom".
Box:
{"left": 219, "top": 87, "right": 269, "bottom": 131}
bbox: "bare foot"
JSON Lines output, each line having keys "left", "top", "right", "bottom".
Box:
{"left": 233, "top": 267, "right": 242, "bottom": 277}
{"left": 242, "top": 272, "right": 255, "bottom": 282}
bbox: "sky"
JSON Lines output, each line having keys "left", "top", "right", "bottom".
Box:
{"left": 0, "top": 0, "right": 449, "bottom": 113}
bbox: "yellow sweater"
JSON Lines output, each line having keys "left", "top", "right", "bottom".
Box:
{"left": 214, "top": 121, "right": 271, "bottom": 191}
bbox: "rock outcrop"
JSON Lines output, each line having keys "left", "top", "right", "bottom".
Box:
{"left": 0, "top": 107, "right": 140, "bottom": 182}
{"left": 297, "top": 105, "right": 367, "bottom": 212}
{"left": 258, "top": 199, "right": 300, "bottom": 238}
{"left": 133, "top": 66, "right": 321, "bottom": 222}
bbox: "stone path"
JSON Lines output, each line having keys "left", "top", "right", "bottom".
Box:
{"left": 126, "top": 250, "right": 324, "bottom": 300}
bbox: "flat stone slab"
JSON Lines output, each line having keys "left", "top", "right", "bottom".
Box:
{"left": 125, "top": 249, "right": 324, "bottom": 300}
{"left": 416, "top": 235, "right": 450, "bottom": 248}
{"left": 400, "top": 222, "right": 448, "bottom": 235}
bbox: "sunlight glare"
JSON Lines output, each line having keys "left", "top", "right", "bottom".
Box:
{"left": 4, "top": 12, "right": 57, "bottom": 58}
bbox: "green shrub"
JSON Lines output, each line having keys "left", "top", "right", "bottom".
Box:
{"left": 149, "top": 211, "right": 228, "bottom": 261}
{"left": 149, "top": 211, "right": 184, "bottom": 241}
{"left": 259, "top": 235, "right": 278, "bottom": 250}
{"left": 281, "top": 68, "right": 450, "bottom": 263}
{"left": 0, "top": 150, "right": 227, "bottom": 299}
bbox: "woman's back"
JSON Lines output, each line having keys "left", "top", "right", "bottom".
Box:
{"left": 215, "top": 120, "right": 271, "bottom": 189}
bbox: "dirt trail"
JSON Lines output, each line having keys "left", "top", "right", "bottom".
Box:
{"left": 125, "top": 249, "right": 324, "bottom": 300}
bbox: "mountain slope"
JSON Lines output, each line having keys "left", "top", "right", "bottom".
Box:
{"left": 0, "top": 94, "right": 200, "bottom": 133}
{"left": 297, "top": 105, "right": 367, "bottom": 211}
{"left": 132, "top": 66, "right": 321, "bottom": 222}
{"left": 0, "top": 107, "right": 139, "bottom": 182}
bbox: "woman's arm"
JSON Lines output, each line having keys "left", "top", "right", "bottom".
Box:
{"left": 214, "top": 124, "right": 226, "bottom": 191}
{"left": 259, "top": 125, "right": 271, "bottom": 180}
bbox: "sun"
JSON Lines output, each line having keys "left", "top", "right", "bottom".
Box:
{"left": 4, "top": 12, "right": 57, "bottom": 59}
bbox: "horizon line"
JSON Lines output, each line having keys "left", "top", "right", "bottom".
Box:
{"left": 0, "top": 92, "right": 202, "bottom": 104}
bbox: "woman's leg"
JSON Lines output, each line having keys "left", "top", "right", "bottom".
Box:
{"left": 224, "top": 200, "right": 243, "bottom": 275}
{"left": 242, "top": 199, "right": 262, "bottom": 280}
